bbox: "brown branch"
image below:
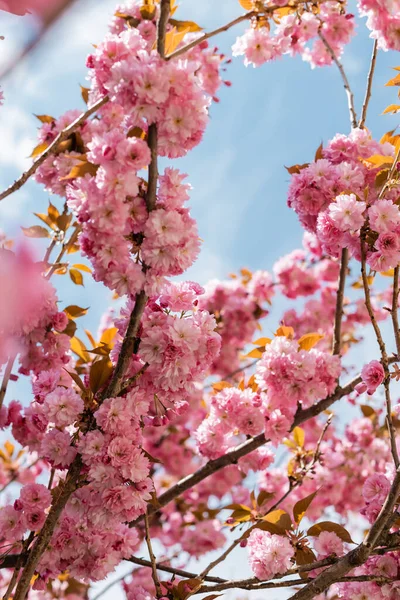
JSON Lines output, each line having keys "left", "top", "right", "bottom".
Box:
{"left": 288, "top": 466, "right": 400, "bottom": 600}
{"left": 358, "top": 40, "right": 378, "bottom": 129}
{"left": 144, "top": 511, "right": 163, "bottom": 598}
{"left": 101, "top": 291, "right": 147, "bottom": 399}
{"left": 129, "top": 372, "right": 367, "bottom": 529}
{"left": 126, "top": 556, "right": 226, "bottom": 583}
{"left": 0, "top": 96, "right": 109, "bottom": 203}
{"left": 13, "top": 456, "right": 83, "bottom": 600}
{"left": 392, "top": 266, "right": 400, "bottom": 357}
{"left": 157, "top": 0, "right": 171, "bottom": 58}
{"left": 360, "top": 233, "right": 399, "bottom": 468}
{"left": 0, "top": 354, "right": 16, "bottom": 410}
{"left": 332, "top": 247, "right": 349, "bottom": 355}
{"left": 318, "top": 31, "right": 357, "bottom": 129}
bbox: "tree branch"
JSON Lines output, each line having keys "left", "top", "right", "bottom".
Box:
{"left": 0, "top": 96, "right": 109, "bottom": 203}
{"left": 332, "top": 247, "right": 349, "bottom": 355}
{"left": 358, "top": 40, "right": 378, "bottom": 129}
{"left": 144, "top": 511, "right": 163, "bottom": 598}
{"left": 318, "top": 31, "right": 357, "bottom": 129}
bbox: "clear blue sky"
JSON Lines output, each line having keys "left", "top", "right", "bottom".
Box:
{"left": 0, "top": 1, "right": 400, "bottom": 597}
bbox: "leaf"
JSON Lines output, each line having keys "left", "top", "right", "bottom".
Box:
{"left": 4, "top": 441, "right": 14, "bottom": 457}
{"left": 382, "top": 104, "right": 400, "bottom": 115}
{"left": 295, "top": 547, "right": 317, "bottom": 579}
{"left": 57, "top": 213, "right": 72, "bottom": 232}
{"left": 48, "top": 202, "right": 59, "bottom": 221}
{"left": 142, "top": 448, "right": 162, "bottom": 464}
{"left": 298, "top": 333, "right": 324, "bottom": 351}
{"left": 70, "top": 337, "right": 90, "bottom": 363}
{"left": 361, "top": 404, "right": 377, "bottom": 420}
{"left": 169, "top": 18, "right": 203, "bottom": 32}
{"left": 262, "top": 509, "right": 292, "bottom": 531}
{"left": 63, "top": 319, "right": 77, "bottom": 338}
{"left": 69, "top": 269, "right": 84, "bottom": 286}
{"left": 257, "top": 490, "right": 274, "bottom": 507}
{"left": 230, "top": 509, "right": 252, "bottom": 522}
{"left": 252, "top": 337, "right": 272, "bottom": 346}
{"left": 293, "top": 427, "right": 305, "bottom": 448}
{"left": 386, "top": 73, "right": 400, "bottom": 87}
{"left": 87, "top": 345, "right": 110, "bottom": 357}
{"left": 140, "top": 0, "right": 156, "bottom": 20}
{"left": 80, "top": 85, "right": 90, "bottom": 104}
{"left": 34, "top": 114, "right": 55, "bottom": 123}
{"left": 60, "top": 160, "right": 98, "bottom": 180}
{"left": 21, "top": 225, "right": 50, "bottom": 238}
{"left": 127, "top": 126, "right": 147, "bottom": 140}
{"left": 293, "top": 490, "right": 318, "bottom": 525}
{"left": 364, "top": 155, "right": 394, "bottom": 169}
{"left": 212, "top": 381, "right": 232, "bottom": 392}
{"left": 85, "top": 330, "right": 97, "bottom": 348}
{"left": 89, "top": 359, "right": 113, "bottom": 394}
{"left": 380, "top": 268, "right": 395, "bottom": 277}
{"left": 164, "top": 27, "right": 190, "bottom": 55}
{"left": 285, "top": 163, "right": 309, "bottom": 175}
{"left": 307, "top": 521, "right": 354, "bottom": 544}
{"left": 34, "top": 212, "right": 56, "bottom": 230}
{"left": 224, "top": 503, "right": 251, "bottom": 511}
{"left": 238, "top": 0, "right": 253, "bottom": 8}
{"left": 100, "top": 327, "right": 118, "bottom": 347}
{"left": 275, "top": 325, "right": 294, "bottom": 339}
{"left": 64, "top": 305, "right": 89, "bottom": 319}
{"left": 72, "top": 263, "right": 92, "bottom": 273}
{"left": 64, "top": 369, "right": 87, "bottom": 394}
{"left": 30, "top": 142, "right": 49, "bottom": 158}
{"left": 244, "top": 348, "right": 264, "bottom": 359}
{"left": 375, "top": 168, "right": 390, "bottom": 189}
{"left": 314, "top": 142, "right": 324, "bottom": 161}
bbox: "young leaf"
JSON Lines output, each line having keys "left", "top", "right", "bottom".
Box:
{"left": 89, "top": 359, "right": 113, "bottom": 394}
{"left": 293, "top": 490, "right": 318, "bottom": 525}
{"left": 212, "top": 381, "right": 233, "bottom": 392}
{"left": 34, "top": 114, "right": 55, "bottom": 123}
{"left": 295, "top": 546, "right": 317, "bottom": 579}
{"left": 30, "top": 142, "right": 49, "bottom": 159}
{"left": 252, "top": 337, "right": 272, "bottom": 346}
{"left": 169, "top": 18, "right": 203, "bottom": 32}
{"left": 307, "top": 521, "right": 354, "bottom": 544}
{"left": 72, "top": 263, "right": 92, "bottom": 273}
{"left": 298, "top": 333, "right": 324, "bottom": 351}
{"left": 314, "top": 142, "right": 324, "bottom": 161}
{"left": 244, "top": 348, "right": 264, "bottom": 359}
{"left": 60, "top": 160, "right": 98, "bottom": 181}
{"left": 69, "top": 269, "right": 84, "bottom": 286}
{"left": 100, "top": 327, "right": 118, "bottom": 347}
{"left": 238, "top": 0, "right": 253, "bottom": 8}
{"left": 21, "top": 225, "right": 50, "bottom": 238}
{"left": 64, "top": 305, "right": 89, "bottom": 319}
{"left": 80, "top": 85, "right": 90, "bottom": 104}
{"left": 262, "top": 509, "right": 292, "bottom": 531}
{"left": 285, "top": 163, "right": 309, "bottom": 175}
{"left": 64, "top": 369, "right": 87, "bottom": 394}
{"left": 382, "top": 104, "right": 400, "bottom": 115}
{"left": 275, "top": 325, "right": 294, "bottom": 339}
{"left": 70, "top": 337, "right": 90, "bottom": 363}
{"left": 293, "top": 426, "right": 305, "bottom": 448}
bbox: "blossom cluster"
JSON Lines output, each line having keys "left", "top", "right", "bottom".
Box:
{"left": 233, "top": 2, "right": 355, "bottom": 69}
{"left": 196, "top": 333, "right": 341, "bottom": 458}
{"left": 359, "top": 0, "right": 400, "bottom": 51}
{"left": 198, "top": 270, "right": 274, "bottom": 376}
{"left": 287, "top": 128, "right": 400, "bottom": 271}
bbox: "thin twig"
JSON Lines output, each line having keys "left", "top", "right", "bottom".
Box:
{"left": 359, "top": 40, "right": 378, "bottom": 129}
{"left": 318, "top": 31, "right": 357, "bottom": 129}
{"left": 126, "top": 556, "right": 225, "bottom": 583}
{"left": 0, "top": 458, "right": 40, "bottom": 496}
{"left": 204, "top": 359, "right": 260, "bottom": 390}
{"left": 0, "top": 96, "right": 109, "bottom": 203}
{"left": 332, "top": 248, "right": 349, "bottom": 355}
{"left": 92, "top": 571, "right": 132, "bottom": 600}
{"left": 360, "top": 232, "right": 399, "bottom": 468}
{"left": 0, "top": 355, "right": 16, "bottom": 410}
{"left": 391, "top": 266, "right": 400, "bottom": 357}
{"left": 144, "top": 511, "right": 162, "bottom": 598}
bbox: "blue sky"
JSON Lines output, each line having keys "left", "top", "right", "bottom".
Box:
{"left": 1, "top": 1, "right": 400, "bottom": 598}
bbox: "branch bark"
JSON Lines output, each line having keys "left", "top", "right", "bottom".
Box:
{"left": 359, "top": 40, "right": 378, "bottom": 129}
{"left": 332, "top": 247, "right": 349, "bottom": 355}
{"left": 0, "top": 97, "right": 109, "bottom": 203}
